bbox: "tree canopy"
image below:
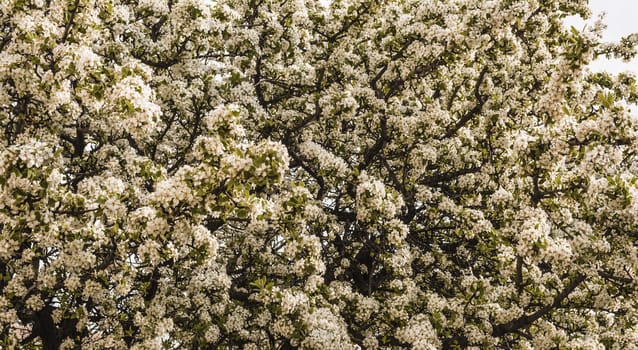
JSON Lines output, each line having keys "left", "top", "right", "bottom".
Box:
{"left": 3, "top": 0, "right": 638, "bottom": 348}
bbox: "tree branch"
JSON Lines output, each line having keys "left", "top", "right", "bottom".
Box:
{"left": 493, "top": 273, "right": 586, "bottom": 337}
{"left": 443, "top": 66, "right": 488, "bottom": 138}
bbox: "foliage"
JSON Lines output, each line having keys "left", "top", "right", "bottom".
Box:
{"left": 2, "top": 0, "right": 638, "bottom": 348}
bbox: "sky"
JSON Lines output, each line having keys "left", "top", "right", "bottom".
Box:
{"left": 565, "top": 0, "right": 638, "bottom": 74}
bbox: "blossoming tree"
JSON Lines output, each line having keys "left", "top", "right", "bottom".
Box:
{"left": 3, "top": 0, "right": 638, "bottom": 348}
